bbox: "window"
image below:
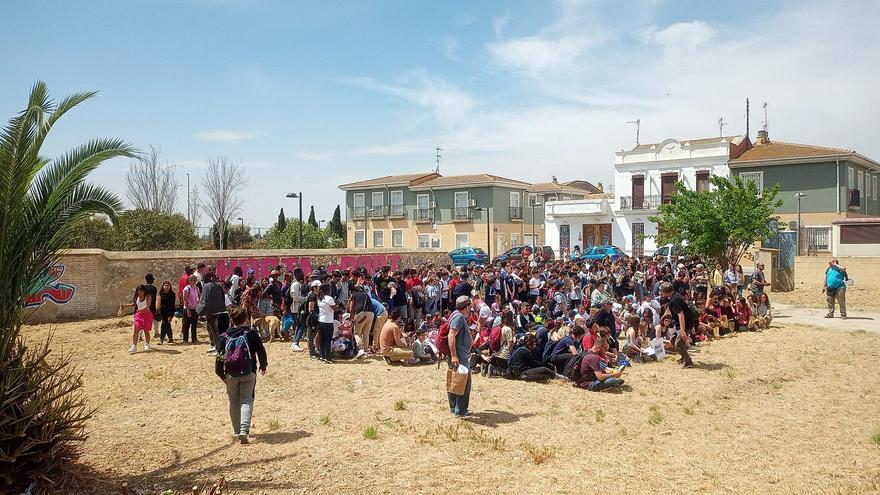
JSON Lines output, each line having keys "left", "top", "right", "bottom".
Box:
{"left": 392, "top": 229, "right": 403, "bottom": 247}
{"left": 695, "top": 171, "right": 710, "bottom": 192}
{"left": 562, "top": 196, "right": 571, "bottom": 201}
{"left": 371, "top": 191, "right": 384, "bottom": 207}
{"left": 455, "top": 233, "right": 468, "bottom": 248}
{"left": 527, "top": 193, "right": 538, "bottom": 207}
{"left": 353, "top": 193, "right": 365, "bottom": 218}
{"left": 431, "top": 237, "right": 441, "bottom": 249}
{"left": 848, "top": 167, "right": 855, "bottom": 189}
{"left": 632, "top": 222, "right": 644, "bottom": 257}
{"left": 373, "top": 230, "right": 384, "bottom": 247}
{"left": 858, "top": 170, "right": 865, "bottom": 193}
{"left": 416, "top": 193, "right": 431, "bottom": 221}
{"left": 454, "top": 191, "right": 470, "bottom": 220}
{"left": 867, "top": 174, "right": 872, "bottom": 198}
{"left": 509, "top": 192, "right": 522, "bottom": 219}
{"left": 511, "top": 233, "right": 520, "bottom": 247}
{"left": 418, "top": 234, "right": 430, "bottom": 249}
{"left": 739, "top": 171, "right": 763, "bottom": 193}
{"left": 389, "top": 190, "right": 405, "bottom": 216}
{"left": 354, "top": 230, "right": 365, "bottom": 248}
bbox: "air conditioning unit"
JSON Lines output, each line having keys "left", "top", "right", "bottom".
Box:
{"left": 787, "top": 221, "right": 798, "bottom": 231}
{"left": 468, "top": 199, "right": 477, "bottom": 207}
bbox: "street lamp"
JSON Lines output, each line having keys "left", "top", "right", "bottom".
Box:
{"left": 237, "top": 217, "right": 244, "bottom": 229}
{"left": 285, "top": 192, "right": 303, "bottom": 249}
{"left": 365, "top": 207, "right": 375, "bottom": 248}
{"left": 529, "top": 197, "right": 542, "bottom": 249}
{"left": 474, "top": 207, "right": 491, "bottom": 257}
{"left": 795, "top": 192, "right": 806, "bottom": 255}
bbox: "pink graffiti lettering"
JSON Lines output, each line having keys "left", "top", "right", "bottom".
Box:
{"left": 213, "top": 254, "right": 402, "bottom": 279}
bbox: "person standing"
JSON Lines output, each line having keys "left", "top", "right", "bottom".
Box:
{"left": 823, "top": 258, "right": 848, "bottom": 319}
{"left": 348, "top": 285, "right": 374, "bottom": 359}
{"left": 199, "top": 268, "right": 227, "bottom": 355}
{"left": 143, "top": 274, "right": 160, "bottom": 339}
{"left": 660, "top": 282, "right": 694, "bottom": 368}
{"left": 447, "top": 295, "right": 474, "bottom": 418}
{"left": 157, "top": 281, "right": 176, "bottom": 344}
{"left": 181, "top": 275, "right": 200, "bottom": 344}
{"left": 751, "top": 263, "right": 770, "bottom": 298}
{"left": 122, "top": 284, "right": 153, "bottom": 353}
{"left": 215, "top": 307, "right": 267, "bottom": 444}
{"left": 316, "top": 282, "right": 340, "bottom": 363}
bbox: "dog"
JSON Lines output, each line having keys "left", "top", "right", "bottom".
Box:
{"left": 253, "top": 315, "right": 283, "bottom": 342}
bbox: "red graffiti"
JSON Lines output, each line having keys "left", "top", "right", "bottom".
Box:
{"left": 213, "top": 255, "right": 402, "bottom": 279}
{"left": 25, "top": 265, "right": 76, "bottom": 308}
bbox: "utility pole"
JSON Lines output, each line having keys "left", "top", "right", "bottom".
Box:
{"left": 285, "top": 192, "right": 304, "bottom": 248}
{"left": 435, "top": 147, "right": 442, "bottom": 174}
{"left": 795, "top": 192, "right": 806, "bottom": 255}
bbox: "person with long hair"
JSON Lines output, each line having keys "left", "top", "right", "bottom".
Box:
{"left": 122, "top": 284, "right": 153, "bottom": 353}
{"left": 315, "top": 281, "right": 341, "bottom": 363}
{"left": 157, "top": 281, "right": 176, "bottom": 344}
{"left": 181, "top": 275, "right": 200, "bottom": 344}
{"left": 198, "top": 268, "right": 227, "bottom": 355}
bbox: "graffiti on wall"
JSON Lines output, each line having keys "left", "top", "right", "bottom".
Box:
{"left": 25, "top": 265, "right": 76, "bottom": 308}
{"left": 213, "top": 254, "right": 404, "bottom": 279}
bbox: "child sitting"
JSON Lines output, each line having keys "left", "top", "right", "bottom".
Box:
{"left": 412, "top": 329, "right": 437, "bottom": 364}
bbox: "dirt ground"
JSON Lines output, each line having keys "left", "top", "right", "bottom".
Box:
{"left": 772, "top": 285, "right": 874, "bottom": 313}
{"left": 21, "top": 315, "right": 880, "bottom": 495}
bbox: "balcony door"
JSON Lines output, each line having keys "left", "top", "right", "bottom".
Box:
{"left": 632, "top": 176, "right": 644, "bottom": 208}
{"left": 661, "top": 173, "right": 678, "bottom": 202}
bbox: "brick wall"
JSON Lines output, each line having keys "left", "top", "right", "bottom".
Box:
{"left": 26, "top": 248, "right": 448, "bottom": 322}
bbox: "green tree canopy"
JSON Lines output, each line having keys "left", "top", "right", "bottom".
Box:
{"left": 277, "top": 208, "right": 287, "bottom": 233}
{"left": 66, "top": 215, "right": 117, "bottom": 250}
{"left": 327, "top": 205, "right": 346, "bottom": 247}
{"left": 265, "top": 218, "right": 331, "bottom": 249}
{"left": 115, "top": 209, "right": 201, "bottom": 251}
{"left": 307, "top": 205, "right": 318, "bottom": 228}
{"left": 650, "top": 176, "right": 781, "bottom": 269}
{"left": 227, "top": 223, "right": 254, "bottom": 249}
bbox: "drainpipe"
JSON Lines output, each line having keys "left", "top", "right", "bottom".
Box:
{"left": 384, "top": 184, "right": 391, "bottom": 218}
{"left": 836, "top": 157, "right": 840, "bottom": 214}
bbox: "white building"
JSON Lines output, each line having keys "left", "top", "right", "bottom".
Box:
{"left": 546, "top": 135, "right": 751, "bottom": 257}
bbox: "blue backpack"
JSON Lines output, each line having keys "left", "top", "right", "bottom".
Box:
{"left": 224, "top": 331, "right": 252, "bottom": 377}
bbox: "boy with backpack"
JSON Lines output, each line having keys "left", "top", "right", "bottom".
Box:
{"left": 215, "top": 307, "right": 268, "bottom": 444}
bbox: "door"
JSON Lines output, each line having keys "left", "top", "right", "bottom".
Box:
{"left": 661, "top": 174, "right": 678, "bottom": 203}
{"left": 582, "top": 224, "right": 613, "bottom": 247}
{"left": 559, "top": 225, "right": 570, "bottom": 254}
{"left": 632, "top": 222, "right": 644, "bottom": 257}
{"left": 632, "top": 176, "right": 645, "bottom": 208}
{"left": 496, "top": 233, "right": 504, "bottom": 256}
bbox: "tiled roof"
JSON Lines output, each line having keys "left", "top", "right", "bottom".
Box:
{"left": 730, "top": 141, "right": 855, "bottom": 163}
{"left": 528, "top": 180, "right": 599, "bottom": 194}
{"left": 632, "top": 135, "right": 745, "bottom": 152}
{"left": 339, "top": 172, "right": 439, "bottom": 189}
{"left": 584, "top": 192, "right": 615, "bottom": 200}
{"left": 413, "top": 174, "right": 531, "bottom": 188}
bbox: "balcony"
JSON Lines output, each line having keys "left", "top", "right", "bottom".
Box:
{"left": 368, "top": 206, "right": 388, "bottom": 217}
{"left": 509, "top": 206, "right": 523, "bottom": 220}
{"left": 415, "top": 207, "right": 433, "bottom": 223}
{"left": 848, "top": 189, "right": 861, "bottom": 208}
{"left": 352, "top": 207, "right": 366, "bottom": 219}
{"left": 619, "top": 194, "right": 661, "bottom": 210}
{"left": 453, "top": 206, "right": 471, "bottom": 222}
{"left": 389, "top": 204, "right": 406, "bottom": 218}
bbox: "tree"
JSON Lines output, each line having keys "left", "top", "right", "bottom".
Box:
{"left": 264, "top": 218, "right": 329, "bottom": 249}
{"left": 125, "top": 145, "right": 177, "bottom": 214}
{"left": 114, "top": 209, "right": 200, "bottom": 251}
{"left": 277, "top": 208, "right": 287, "bottom": 233}
{"left": 327, "top": 205, "right": 346, "bottom": 246}
{"left": 227, "top": 223, "right": 254, "bottom": 249}
{"left": 650, "top": 176, "right": 782, "bottom": 269}
{"left": 65, "top": 214, "right": 117, "bottom": 250}
{"left": 200, "top": 156, "right": 246, "bottom": 250}
{"left": 0, "top": 83, "right": 135, "bottom": 489}
{"left": 211, "top": 219, "right": 229, "bottom": 250}
{"left": 307, "top": 205, "right": 318, "bottom": 228}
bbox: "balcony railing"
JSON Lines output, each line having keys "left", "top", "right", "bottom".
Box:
{"left": 619, "top": 194, "right": 661, "bottom": 210}
{"left": 415, "top": 207, "right": 433, "bottom": 223}
{"left": 509, "top": 206, "right": 523, "bottom": 220}
{"left": 848, "top": 189, "right": 861, "bottom": 208}
{"left": 368, "top": 206, "right": 388, "bottom": 217}
{"left": 352, "top": 207, "right": 366, "bottom": 219}
{"left": 453, "top": 207, "right": 471, "bottom": 221}
{"left": 389, "top": 204, "right": 405, "bottom": 217}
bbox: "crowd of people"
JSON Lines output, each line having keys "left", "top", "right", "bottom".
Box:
{"left": 123, "top": 250, "right": 785, "bottom": 434}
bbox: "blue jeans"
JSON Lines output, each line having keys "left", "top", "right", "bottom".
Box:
{"left": 587, "top": 377, "right": 624, "bottom": 391}
{"left": 293, "top": 317, "right": 306, "bottom": 344}
{"left": 446, "top": 364, "right": 472, "bottom": 416}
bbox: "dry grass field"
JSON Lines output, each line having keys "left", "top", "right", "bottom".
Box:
{"left": 22, "top": 315, "right": 880, "bottom": 495}
{"left": 772, "top": 286, "right": 874, "bottom": 313}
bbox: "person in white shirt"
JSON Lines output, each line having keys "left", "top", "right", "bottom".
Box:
{"left": 528, "top": 273, "right": 542, "bottom": 305}
{"left": 314, "top": 281, "right": 340, "bottom": 363}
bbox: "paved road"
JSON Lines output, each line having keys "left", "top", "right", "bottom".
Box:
{"left": 773, "top": 303, "right": 879, "bottom": 335}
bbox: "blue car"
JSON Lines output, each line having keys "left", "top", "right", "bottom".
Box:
{"left": 579, "top": 245, "right": 625, "bottom": 261}
{"left": 449, "top": 247, "right": 489, "bottom": 267}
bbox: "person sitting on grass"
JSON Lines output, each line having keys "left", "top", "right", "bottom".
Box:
{"left": 546, "top": 325, "right": 585, "bottom": 372}
{"left": 412, "top": 329, "right": 437, "bottom": 364}
{"left": 379, "top": 309, "right": 415, "bottom": 364}
{"left": 734, "top": 296, "right": 753, "bottom": 332}
{"left": 577, "top": 337, "right": 624, "bottom": 392}
{"left": 753, "top": 292, "right": 773, "bottom": 329}
{"left": 215, "top": 307, "right": 267, "bottom": 445}
{"left": 508, "top": 334, "right": 566, "bottom": 382}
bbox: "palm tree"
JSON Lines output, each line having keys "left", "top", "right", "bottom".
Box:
{"left": 0, "top": 82, "right": 135, "bottom": 489}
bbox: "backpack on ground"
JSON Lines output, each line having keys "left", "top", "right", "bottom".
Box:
{"left": 563, "top": 351, "right": 587, "bottom": 382}
{"left": 223, "top": 332, "right": 252, "bottom": 377}
{"left": 488, "top": 325, "right": 503, "bottom": 352}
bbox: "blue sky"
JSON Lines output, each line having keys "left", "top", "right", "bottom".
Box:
{"left": 2, "top": 0, "right": 879, "bottom": 231}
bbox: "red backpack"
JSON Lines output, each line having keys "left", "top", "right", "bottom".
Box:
{"left": 488, "top": 325, "right": 503, "bottom": 352}
{"left": 436, "top": 319, "right": 451, "bottom": 358}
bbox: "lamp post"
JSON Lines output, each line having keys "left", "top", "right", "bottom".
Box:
{"left": 474, "top": 207, "right": 491, "bottom": 257}
{"left": 795, "top": 192, "right": 805, "bottom": 255}
{"left": 365, "top": 208, "right": 375, "bottom": 248}
{"left": 285, "top": 192, "right": 303, "bottom": 249}
{"left": 529, "top": 197, "right": 542, "bottom": 249}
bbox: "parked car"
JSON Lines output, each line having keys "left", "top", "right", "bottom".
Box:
{"left": 449, "top": 247, "right": 489, "bottom": 267}
{"left": 654, "top": 241, "right": 688, "bottom": 261}
{"left": 493, "top": 245, "right": 555, "bottom": 265}
{"left": 579, "top": 245, "right": 625, "bottom": 261}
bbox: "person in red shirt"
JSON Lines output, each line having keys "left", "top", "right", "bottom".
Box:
{"left": 177, "top": 265, "right": 195, "bottom": 307}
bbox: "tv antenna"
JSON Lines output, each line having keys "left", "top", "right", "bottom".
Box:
{"left": 625, "top": 119, "right": 641, "bottom": 147}
{"left": 435, "top": 147, "right": 442, "bottom": 174}
{"left": 718, "top": 116, "right": 727, "bottom": 137}
{"left": 762, "top": 101, "right": 768, "bottom": 131}
{"left": 745, "top": 98, "right": 750, "bottom": 137}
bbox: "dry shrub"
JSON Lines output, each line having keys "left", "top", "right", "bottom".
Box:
{"left": 522, "top": 443, "right": 554, "bottom": 465}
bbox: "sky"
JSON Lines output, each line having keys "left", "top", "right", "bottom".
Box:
{"left": 2, "top": 0, "right": 879, "bottom": 231}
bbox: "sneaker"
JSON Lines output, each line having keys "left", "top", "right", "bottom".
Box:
{"left": 356, "top": 349, "right": 367, "bottom": 359}
{"left": 682, "top": 363, "right": 694, "bottom": 369}
{"left": 129, "top": 344, "right": 137, "bottom": 354}
{"left": 840, "top": 315, "right": 847, "bottom": 319}
{"left": 486, "top": 364, "right": 495, "bottom": 377}
{"left": 157, "top": 340, "right": 163, "bottom": 346}
{"left": 454, "top": 412, "right": 471, "bottom": 418}
{"left": 238, "top": 433, "right": 252, "bottom": 444}
{"left": 824, "top": 313, "right": 834, "bottom": 318}
{"left": 207, "top": 347, "right": 216, "bottom": 354}
{"left": 290, "top": 344, "right": 303, "bottom": 352}
{"left": 143, "top": 344, "right": 152, "bottom": 352}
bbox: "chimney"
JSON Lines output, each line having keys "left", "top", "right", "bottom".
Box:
{"left": 552, "top": 175, "right": 558, "bottom": 184}
{"left": 755, "top": 129, "right": 769, "bottom": 145}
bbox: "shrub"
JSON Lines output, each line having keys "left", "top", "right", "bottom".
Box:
{"left": 362, "top": 425, "right": 379, "bottom": 440}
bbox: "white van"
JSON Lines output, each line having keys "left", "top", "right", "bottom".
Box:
{"left": 654, "top": 242, "right": 688, "bottom": 262}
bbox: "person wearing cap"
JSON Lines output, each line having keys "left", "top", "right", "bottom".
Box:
{"left": 823, "top": 258, "right": 848, "bottom": 319}
{"left": 447, "top": 295, "right": 474, "bottom": 418}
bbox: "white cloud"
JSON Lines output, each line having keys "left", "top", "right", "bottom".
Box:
{"left": 493, "top": 15, "right": 511, "bottom": 38}
{"left": 640, "top": 20, "right": 716, "bottom": 54}
{"left": 345, "top": 70, "right": 477, "bottom": 127}
{"left": 440, "top": 37, "right": 459, "bottom": 61}
{"left": 487, "top": 35, "right": 591, "bottom": 74}
{"left": 194, "top": 129, "right": 263, "bottom": 143}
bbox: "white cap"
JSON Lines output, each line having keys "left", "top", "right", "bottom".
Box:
{"left": 309, "top": 280, "right": 321, "bottom": 288}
